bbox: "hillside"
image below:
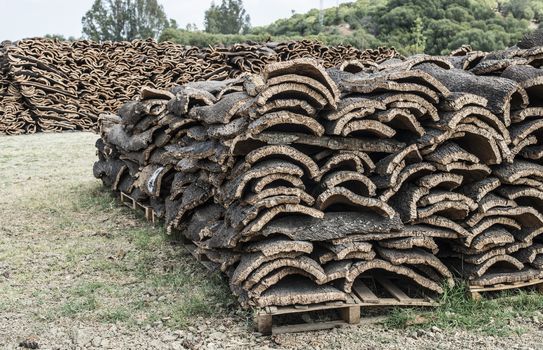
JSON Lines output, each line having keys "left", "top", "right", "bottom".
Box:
{"left": 160, "top": 0, "right": 540, "bottom": 53}
{"left": 249, "top": 0, "right": 541, "bottom": 54}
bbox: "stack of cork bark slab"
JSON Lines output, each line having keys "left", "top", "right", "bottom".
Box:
{"left": 95, "top": 34, "right": 543, "bottom": 311}
{"left": 0, "top": 38, "right": 399, "bottom": 135}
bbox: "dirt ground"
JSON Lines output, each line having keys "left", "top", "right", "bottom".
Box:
{"left": 1, "top": 132, "right": 542, "bottom": 350}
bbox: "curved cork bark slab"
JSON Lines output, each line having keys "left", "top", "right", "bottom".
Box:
{"left": 389, "top": 183, "right": 429, "bottom": 223}
{"left": 262, "top": 58, "right": 339, "bottom": 102}
{"left": 244, "top": 256, "right": 326, "bottom": 291}
{"left": 477, "top": 193, "right": 517, "bottom": 213}
{"left": 267, "top": 74, "right": 338, "bottom": 109}
{"left": 250, "top": 176, "right": 304, "bottom": 196}
{"left": 231, "top": 251, "right": 304, "bottom": 286}
{"left": 415, "top": 215, "right": 470, "bottom": 237}
{"left": 501, "top": 65, "right": 543, "bottom": 101}
{"left": 373, "top": 108, "right": 425, "bottom": 136}
{"left": 333, "top": 223, "right": 460, "bottom": 244}
{"left": 470, "top": 227, "right": 515, "bottom": 251}
{"left": 343, "top": 259, "right": 444, "bottom": 294}
{"left": 377, "top": 93, "right": 440, "bottom": 122}
{"left": 417, "top": 172, "right": 463, "bottom": 190}
{"left": 419, "top": 191, "right": 477, "bottom": 211}
{"left": 244, "top": 237, "right": 313, "bottom": 257}
{"left": 341, "top": 119, "right": 396, "bottom": 138}
{"left": 323, "top": 96, "right": 386, "bottom": 121}
{"left": 133, "top": 164, "right": 171, "bottom": 197}
{"left": 321, "top": 241, "right": 373, "bottom": 258}
{"left": 460, "top": 177, "right": 500, "bottom": 202}
{"left": 185, "top": 204, "right": 224, "bottom": 242}
{"left": 515, "top": 244, "right": 543, "bottom": 264}
{"left": 316, "top": 249, "right": 376, "bottom": 264}
{"left": 510, "top": 119, "right": 543, "bottom": 149}
{"left": 188, "top": 92, "right": 252, "bottom": 124}
{"left": 241, "top": 204, "right": 324, "bottom": 238}
{"left": 260, "top": 211, "right": 403, "bottom": 242}
{"left": 497, "top": 185, "right": 543, "bottom": 212}
{"left": 520, "top": 145, "right": 543, "bottom": 160}
{"left": 425, "top": 142, "right": 480, "bottom": 165}
{"left": 244, "top": 187, "right": 314, "bottom": 206}
{"left": 417, "top": 201, "right": 471, "bottom": 221}
{"left": 226, "top": 196, "right": 305, "bottom": 230}
{"left": 245, "top": 144, "right": 320, "bottom": 180}
{"left": 321, "top": 170, "right": 376, "bottom": 197}
{"left": 459, "top": 241, "right": 529, "bottom": 265}
{"left": 345, "top": 69, "right": 450, "bottom": 97}
{"left": 220, "top": 160, "right": 304, "bottom": 205}
{"left": 324, "top": 109, "right": 378, "bottom": 136}
{"left": 207, "top": 117, "right": 249, "bottom": 140}
{"left": 376, "top": 247, "right": 453, "bottom": 281}
{"left": 316, "top": 187, "right": 396, "bottom": 218}
{"left": 248, "top": 267, "right": 316, "bottom": 298}
{"left": 253, "top": 98, "right": 317, "bottom": 117}
{"left": 469, "top": 255, "right": 524, "bottom": 278}
{"left": 448, "top": 124, "right": 504, "bottom": 165}
{"left": 340, "top": 78, "right": 440, "bottom": 104}
{"left": 417, "top": 63, "right": 528, "bottom": 124}
{"left": 465, "top": 217, "right": 522, "bottom": 247}
{"left": 247, "top": 111, "right": 324, "bottom": 137}
{"left": 511, "top": 107, "right": 543, "bottom": 124}
{"left": 375, "top": 144, "right": 422, "bottom": 176}
{"left": 167, "top": 182, "right": 213, "bottom": 232}
{"left": 339, "top": 59, "right": 377, "bottom": 73}
{"left": 439, "top": 92, "right": 488, "bottom": 111}
{"left": 256, "top": 82, "right": 329, "bottom": 110}
{"left": 435, "top": 161, "right": 491, "bottom": 182}
{"left": 93, "top": 159, "right": 127, "bottom": 189}
{"left": 470, "top": 268, "right": 542, "bottom": 287}
{"left": 317, "top": 152, "right": 367, "bottom": 179}
{"left": 493, "top": 160, "right": 543, "bottom": 184}
{"left": 379, "top": 237, "right": 439, "bottom": 255}
{"left": 104, "top": 124, "right": 160, "bottom": 152}
{"left": 380, "top": 163, "right": 437, "bottom": 201}
{"left": 255, "top": 277, "right": 347, "bottom": 307}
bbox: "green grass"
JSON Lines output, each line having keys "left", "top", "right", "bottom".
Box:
{"left": 0, "top": 132, "right": 234, "bottom": 331}
{"left": 386, "top": 282, "right": 543, "bottom": 335}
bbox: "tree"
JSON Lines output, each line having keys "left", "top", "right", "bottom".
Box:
{"left": 204, "top": 0, "right": 251, "bottom": 34}
{"left": 82, "top": 0, "right": 170, "bottom": 41}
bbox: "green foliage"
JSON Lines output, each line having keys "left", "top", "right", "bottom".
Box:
{"left": 204, "top": 0, "right": 251, "bottom": 34}
{"left": 249, "top": 0, "right": 536, "bottom": 54}
{"left": 82, "top": 0, "right": 171, "bottom": 41}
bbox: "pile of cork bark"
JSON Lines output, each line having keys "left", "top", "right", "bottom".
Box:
{"left": 94, "top": 32, "right": 543, "bottom": 308}
{"left": 0, "top": 38, "right": 398, "bottom": 135}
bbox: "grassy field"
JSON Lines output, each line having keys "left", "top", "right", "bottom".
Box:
{"left": 1, "top": 132, "right": 543, "bottom": 349}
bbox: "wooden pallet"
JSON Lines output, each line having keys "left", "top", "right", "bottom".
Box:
{"left": 119, "top": 191, "right": 157, "bottom": 223}
{"left": 255, "top": 276, "right": 437, "bottom": 335}
{"left": 468, "top": 278, "right": 543, "bottom": 300}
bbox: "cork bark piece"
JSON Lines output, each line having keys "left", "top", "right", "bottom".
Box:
{"left": 417, "top": 173, "right": 463, "bottom": 190}
{"left": 244, "top": 144, "right": 320, "bottom": 180}
{"left": 255, "top": 277, "right": 347, "bottom": 308}
{"left": 244, "top": 187, "right": 314, "bottom": 206}
{"left": 262, "top": 58, "right": 340, "bottom": 103}
{"left": 343, "top": 259, "right": 444, "bottom": 294}
{"left": 247, "top": 111, "right": 325, "bottom": 137}
{"left": 188, "top": 92, "right": 253, "bottom": 124}
{"left": 243, "top": 256, "right": 326, "bottom": 291}
{"left": 244, "top": 237, "right": 313, "bottom": 257}
{"left": 240, "top": 204, "right": 324, "bottom": 238}
{"left": 316, "top": 187, "right": 397, "bottom": 218}
{"left": 320, "top": 170, "right": 377, "bottom": 197}
{"left": 379, "top": 237, "right": 439, "bottom": 255}
{"left": 260, "top": 211, "right": 403, "bottom": 242}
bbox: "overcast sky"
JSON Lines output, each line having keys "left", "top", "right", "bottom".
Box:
{"left": 1, "top": 0, "right": 353, "bottom": 41}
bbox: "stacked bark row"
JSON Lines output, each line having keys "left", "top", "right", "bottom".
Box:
{"left": 0, "top": 38, "right": 398, "bottom": 135}
{"left": 94, "top": 39, "right": 543, "bottom": 308}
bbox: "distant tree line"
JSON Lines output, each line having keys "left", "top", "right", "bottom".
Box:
{"left": 41, "top": 0, "right": 539, "bottom": 55}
